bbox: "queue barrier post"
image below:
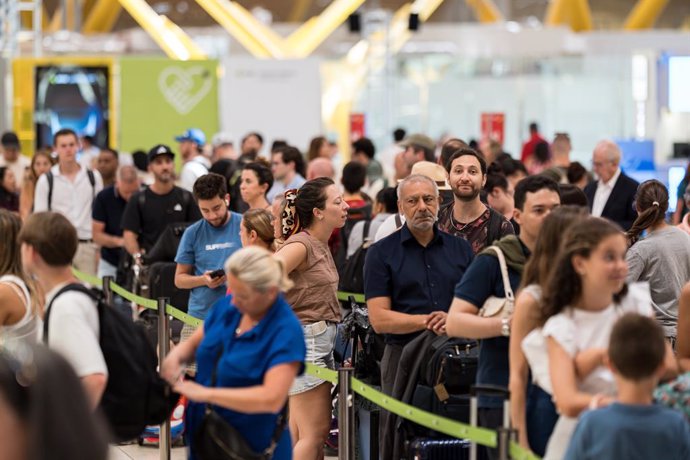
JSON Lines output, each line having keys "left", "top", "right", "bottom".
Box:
{"left": 338, "top": 367, "right": 355, "bottom": 460}
{"left": 497, "top": 427, "right": 517, "bottom": 460}
{"left": 157, "top": 297, "right": 171, "bottom": 460}
{"left": 102, "top": 276, "right": 114, "bottom": 305}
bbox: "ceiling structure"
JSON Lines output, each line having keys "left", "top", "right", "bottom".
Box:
{"left": 42, "top": 0, "right": 690, "bottom": 31}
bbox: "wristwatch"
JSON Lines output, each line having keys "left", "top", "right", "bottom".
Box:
{"left": 501, "top": 318, "right": 510, "bottom": 337}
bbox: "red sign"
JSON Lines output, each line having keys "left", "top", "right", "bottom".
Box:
{"left": 350, "top": 113, "right": 365, "bottom": 141}
{"left": 481, "top": 113, "right": 505, "bottom": 145}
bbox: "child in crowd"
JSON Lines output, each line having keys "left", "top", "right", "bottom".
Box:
{"left": 565, "top": 313, "right": 690, "bottom": 460}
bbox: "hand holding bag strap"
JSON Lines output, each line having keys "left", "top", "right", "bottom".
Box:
{"left": 204, "top": 342, "right": 287, "bottom": 460}
{"left": 486, "top": 246, "right": 515, "bottom": 308}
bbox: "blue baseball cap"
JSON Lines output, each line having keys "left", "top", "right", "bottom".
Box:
{"left": 174, "top": 128, "right": 206, "bottom": 146}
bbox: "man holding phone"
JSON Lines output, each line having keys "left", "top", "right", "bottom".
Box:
{"left": 174, "top": 173, "right": 242, "bottom": 359}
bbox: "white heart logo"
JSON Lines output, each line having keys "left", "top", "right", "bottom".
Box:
{"left": 158, "top": 66, "right": 213, "bottom": 115}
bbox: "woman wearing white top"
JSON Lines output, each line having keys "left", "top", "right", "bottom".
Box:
{"left": 0, "top": 209, "right": 40, "bottom": 346}
{"left": 539, "top": 217, "right": 678, "bottom": 460}
{"left": 508, "top": 206, "right": 587, "bottom": 456}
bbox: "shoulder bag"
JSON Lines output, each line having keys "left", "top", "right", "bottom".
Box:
{"left": 478, "top": 246, "right": 515, "bottom": 318}
{"left": 195, "top": 348, "right": 287, "bottom": 460}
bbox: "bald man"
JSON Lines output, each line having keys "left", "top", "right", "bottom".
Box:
{"left": 306, "top": 157, "right": 335, "bottom": 180}
{"left": 584, "top": 140, "right": 639, "bottom": 230}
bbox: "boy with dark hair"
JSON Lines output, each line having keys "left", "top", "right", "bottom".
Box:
{"left": 19, "top": 212, "right": 107, "bottom": 408}
{"left": 565, "top": 314, "right": 690, "bottom": 460}
{"left": 352, "top": 137, "right": 385, "bottom": 194}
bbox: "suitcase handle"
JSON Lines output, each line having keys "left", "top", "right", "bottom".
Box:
{"left": 470, "top": 384, "right": 510, "bottom": 398}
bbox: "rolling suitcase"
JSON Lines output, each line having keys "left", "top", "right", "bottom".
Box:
{"left": 408, "top": 385, "right": 511, "bottom": 460}
{"left": 408, "top": 438, "right": 470, "bottom": 460}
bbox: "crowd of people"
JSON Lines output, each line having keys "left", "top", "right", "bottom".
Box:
{"left": 1, "top": 122, "right": 690, "bottom": 460}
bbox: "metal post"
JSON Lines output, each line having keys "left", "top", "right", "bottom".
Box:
{"left": 157, "top": 297, "right": 171, "bottom": 460}
{"left": 496, "top": 427, "right": 511, "bottom": 460}
{"left": 102, "top": 276, "right": 114, "bottom": 305}
{"left": 338, "top": 367, "right": 355, "bottom": 460}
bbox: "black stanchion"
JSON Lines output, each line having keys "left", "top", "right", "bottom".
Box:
{"left": 157, "top": 297, "right": 171, "bottom": 460}
{"left": 338, "top": 367, "right": 355, "bottom": 460}
{"left": 102, "top": 276, "right": 114, "bottom": 305}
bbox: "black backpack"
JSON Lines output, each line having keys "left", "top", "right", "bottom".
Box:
{"left": 338, "top": 220, "right": 372, "bottom": 294}
{"left": 43, "top": 284, "right": 177, "bottom": 441}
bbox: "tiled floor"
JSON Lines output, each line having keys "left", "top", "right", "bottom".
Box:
{"left": 109, "top": 444, "right": 338, "bottom": 459}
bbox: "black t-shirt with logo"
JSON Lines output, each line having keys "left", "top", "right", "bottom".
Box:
{"left": 121, "top": 186, "right": 201, "bottom": 252}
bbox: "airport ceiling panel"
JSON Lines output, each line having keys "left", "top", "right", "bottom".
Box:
{"left": 43, "top": 0, "right": 690, "bottom": 31}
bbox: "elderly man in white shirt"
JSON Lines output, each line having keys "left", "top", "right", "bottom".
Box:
{"left": 34, "top": 128, "right": 103, "bottom": 276}
{"left": 584, "top": 140, "right": 638, "bottom": 230}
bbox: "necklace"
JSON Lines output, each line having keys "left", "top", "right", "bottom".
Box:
{"left": 235, "top": 318, "right": 257, "bottom": 336}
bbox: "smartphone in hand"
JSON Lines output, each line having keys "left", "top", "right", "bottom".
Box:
{"left": 209, "top": 269, "right": 225, "bottom": 279}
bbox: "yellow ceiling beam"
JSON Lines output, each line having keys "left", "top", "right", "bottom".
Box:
{"left": 287, "top": 0, "right": 366, "bottom": 58}
{"left": 225, "top": 1, "right": 288, "bottom": 57}
{"left": 288, "top": 0, "right": 312, "bottom": 23}
{"left": 624, "top": 0, "right": 670, "bottom": 30}
{"left": 194, "top": 0, "right": 275, "bottom": 58}
{"left": 569, "top": 0, "right": 592, "bottom": 31}
{"left": 83, "top": 0, "right": 122, "bottom": 34}
{"left": 465, "top": 0, "right": 504, "bottom": 23}
{"left": 284, "top": 17, "right": 318, "bottom": 51}
{"left": 47, "top": 6, "right": 63, "bottom": 33}
{"left": 545, "top": 0, "right": 570, "bottom": 26}
{"left": 545, "top": 0, "right": 592, "bottom": 32}
{"left": 118, "top": 0, "right": 206, "bottom": 60}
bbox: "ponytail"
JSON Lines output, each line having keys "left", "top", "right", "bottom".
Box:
{"left": 625, "top": 180, "right": 668, "bottom": 245}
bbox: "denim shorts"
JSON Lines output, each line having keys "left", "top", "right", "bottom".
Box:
{"left": 289, "top": 321, "right": 337, "bottom": 396}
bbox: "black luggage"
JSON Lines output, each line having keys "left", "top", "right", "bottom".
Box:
{"left": 409, "top": 385, "right": 511, "bottom": 460}
{"left": 408, "top": 438, "right": 470, "bottom": 460}
{"left": 148, "top": 261, "right": 189, "bottom": 313}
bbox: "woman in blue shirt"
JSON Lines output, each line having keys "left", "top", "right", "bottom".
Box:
{"left": 161, "top": 246, "right": 306, "bottom": 460}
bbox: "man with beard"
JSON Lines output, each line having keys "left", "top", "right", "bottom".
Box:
{"left": 174, "top": 173, "right": 242, "bottom": 338}
{"left": 122, "top": 144, "right": 201, "bottom": 260}
{"left": 438, "top": 148, "right": 514, "bottom": 254}
{"left": 364, "top": 174, "right": 474, "bottom": 455}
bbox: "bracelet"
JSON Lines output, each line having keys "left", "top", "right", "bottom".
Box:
{"left": 588, "top": 394, "right": 603, "bottom": 410}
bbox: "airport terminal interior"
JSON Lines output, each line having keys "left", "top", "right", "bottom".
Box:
{"left": 1, "top": 1, "right": 690, "bottom": 459}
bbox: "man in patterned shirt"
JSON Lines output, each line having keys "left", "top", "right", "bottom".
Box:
{"left": 438, "top": 148, "right": 514, "bottom": 254}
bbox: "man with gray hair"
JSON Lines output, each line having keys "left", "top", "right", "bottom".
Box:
{"left": 363, "top": 173, "right": 474, "bottom": 456}
{"left": 585, "top": 140, "right": 638, "bottom": 230}
{"left": 92, "top": 165, "right": 141, "bottom": 278}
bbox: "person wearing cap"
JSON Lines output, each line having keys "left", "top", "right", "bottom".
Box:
{"left": 373, "top": 161, "right": 451, "bottom": 242}
{"left": 176, "top": 128, "right": 210, "bottom": 192}
{"left": 0, "top": 131, "right": 30, "bottom": 189}
{"left": 363, "top": 173, "right": 474, "bottom": 457}
{"left": 34, "top": 128, "right": 103, "bottom": 276}
{"left": 121, "top": 145, "right": 201, "bottom": 262}
{"left": 438, "top": 148, "right": 514, "bottom": 254}
{"left": 210, "top": 132, "right": 237, "bottom": 163}
{"left": 400, "top": 133, "right": 436, "bottom": 171}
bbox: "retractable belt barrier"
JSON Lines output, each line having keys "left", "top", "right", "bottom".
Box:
{"left": 72, "top": 269, "right": 540, "bottom": 460}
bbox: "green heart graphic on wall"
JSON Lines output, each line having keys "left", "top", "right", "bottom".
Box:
{"left": 120, "top": 58, "right": 219, "bottom": 156}
{"left": 158, "top": 66, "right": 214, "bottom": 115}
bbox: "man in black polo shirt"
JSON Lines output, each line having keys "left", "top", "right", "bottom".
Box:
{"left": 364, "top": 174, "right": 474, "bottom": 446}
{"left": 121, "top": 145, "right": 201, "bottom": 263}
{"left": 446, "top": 175, "right": 560, "bottom": 459}
{"left": 92, "top": 165, "right": 141, "bottom": 278}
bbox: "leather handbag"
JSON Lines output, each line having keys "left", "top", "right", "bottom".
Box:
{"left": 195, "top": 349, "right": 286, "bottom": 460}
{"left": 478, "top": 246, "right": 515, "bottom": 318}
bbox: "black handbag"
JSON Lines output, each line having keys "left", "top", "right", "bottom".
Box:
{"left": 195, "top": 348, "right": 287, "bottom": 460}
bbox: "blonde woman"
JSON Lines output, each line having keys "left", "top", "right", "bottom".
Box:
{"left": 240, "top": 208, "right": 276, "bottom": 251}
{"left": 161, "top": 246, "right": 306, "bottom": 460}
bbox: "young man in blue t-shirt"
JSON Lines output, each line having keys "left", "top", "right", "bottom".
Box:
{"left": 565, "top": 314, "right": 690, "bottom": 460}
{"left": 175, "top": 173, "right": 242, "bottom": 348}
